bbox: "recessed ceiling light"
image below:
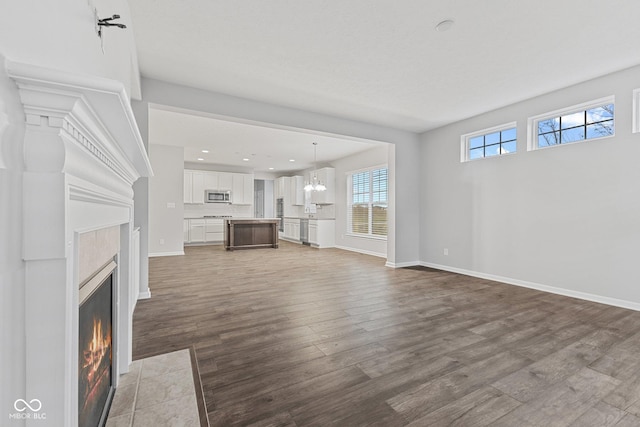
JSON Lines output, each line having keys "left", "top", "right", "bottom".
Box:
{"left": 242, "top": 158, "right": 250, "bottom": 162}
{"left": 268, "top": 167, "right": 274, "bottom": 170}
{"left": 289, "top": 159, "right": 295, "bottom": 162}
{"left": 201, "top": 150, "right": 209, "bottom": 153}
{"left": 197, "top": 158, "right": 204, "bottom": 161}
{"left": 435, "top": 19, "right": 454, "bottom": 32}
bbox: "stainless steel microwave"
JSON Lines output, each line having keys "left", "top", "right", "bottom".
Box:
{"left": 205, "top": 190, "right": 231, "bottom": 203}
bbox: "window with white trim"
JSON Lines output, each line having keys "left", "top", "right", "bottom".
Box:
{"left": 461, "top": 122, "right": 517, "bottom": 162}
{"left": 528, "top": 96, "right": 614, "bottom": 150}
{"left": 347, "top": 167, "right": 387, "bottom": 238}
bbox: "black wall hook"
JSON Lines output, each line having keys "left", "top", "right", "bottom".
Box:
{"left": 97, "top": 14, "right": 127, "bottom": 37}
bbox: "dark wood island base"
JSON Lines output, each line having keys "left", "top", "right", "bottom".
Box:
{"left": 224, "top": 218, "right": 279, "bottom": 250}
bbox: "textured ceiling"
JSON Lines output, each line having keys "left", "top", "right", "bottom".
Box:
{"left": 130, "top": 0, "right": 640, "bottom": 133}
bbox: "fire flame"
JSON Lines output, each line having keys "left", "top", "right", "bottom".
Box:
{"left": 82, "top": 317, "right": 111, "bottom": 384}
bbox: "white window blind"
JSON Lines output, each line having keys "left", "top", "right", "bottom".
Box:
{"left": 371, "top": 168, "right": 388, "bottom": 236}
{"left": 348, "top": 167, "right": 388, "bottom": 238}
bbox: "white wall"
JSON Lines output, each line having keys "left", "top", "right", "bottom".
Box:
{"left": 0, "top": 2, "right": 140, "bottom": 417}
{"left": 133, "top": 77, "right": 421, "bottom": 267}
{"left": 332, "top": 144, "right": 390, "bottom": 257}
{"left": 0, "top": 60, "right": 27, "bottom": 423}
{"left": 149, "top": 144, "right": 185, "bottom": 255}
{"left": 420, "top": 65, "right": 640, "bottom": 308}
{"left": 0, "top": 0, "right": 140, "bottom": 98}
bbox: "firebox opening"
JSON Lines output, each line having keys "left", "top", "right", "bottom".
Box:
{"left": 79, "top": 260, "right": 116, "bottom": 427}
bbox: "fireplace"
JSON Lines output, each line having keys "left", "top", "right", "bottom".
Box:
{"left": 79, "top": 261, "right": 117, "bottom": 427}
{"left": 3, "top": 59, "right": 152, "bottom": 425}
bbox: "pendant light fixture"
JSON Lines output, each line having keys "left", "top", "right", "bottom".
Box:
{"left": 304, "top": 142, "right": 326, "bottom": 192}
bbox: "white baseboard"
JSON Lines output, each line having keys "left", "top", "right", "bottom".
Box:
{"left": 279, "top": 237, "right": 303, "bottom": 244}
{"left": 419, "top": 261, "right": 640, "bottom": 312}
{"left": 138, "top": 289, "right": 151, "bottom": 300}
{"left": 335, "top": 245, "right": 386, "bottom": 259}
{"left": 310, "top": 243, "right": 335, "bottom": 249}
{"left": 385, "top": 260, "right": 421, "bottom": 268}
{"left": 149, "top": 251, "right": 185, "bottom": 258}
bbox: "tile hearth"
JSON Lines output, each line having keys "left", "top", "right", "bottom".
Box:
{"left": 106, "top": 349, "right": 206, "bottom": 427}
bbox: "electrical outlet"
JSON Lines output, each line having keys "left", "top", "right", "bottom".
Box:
{"left": 160, "top": 238, "right": 165, "bottom": 245}
{"left": 444, "top": 248, "right": 449, "bottom": 256}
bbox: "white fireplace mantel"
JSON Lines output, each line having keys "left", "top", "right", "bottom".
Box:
{"left": 6, "top": 59, "right": 152, "bottom": 426}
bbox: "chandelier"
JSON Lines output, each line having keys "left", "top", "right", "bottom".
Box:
{"left": 304, "top": 142, "right": 326, "bottom": 192}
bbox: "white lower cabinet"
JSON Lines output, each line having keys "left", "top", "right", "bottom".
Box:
{"left": 309, "top": 222, "right": 318, "bottom": 244}
{"left": 282, "top": 218, "right": 300, "bottom": 241}
{"left": 184, "top": 218, "right": 224, "bottom": 243}
{"left": 205, "top": 219, "right": 224, "bottom": 242}
{"left": 189, "top": 219, "right": 205, "bottom": 243}
{"left": 309, "top": 219, "right": 335, "bottom": 248}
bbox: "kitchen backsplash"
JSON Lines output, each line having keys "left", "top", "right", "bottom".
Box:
{"left": 308, "top": 203, "right": 335, "bottom": 219}
{"left": 184, "top": 201, "right": 335, "bottom": 219}
{"left": 184, "top": 203, "right": 253, "bottom": 218}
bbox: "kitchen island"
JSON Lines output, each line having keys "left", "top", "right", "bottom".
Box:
{"left": 224, "top": 218, "right": 279, "bottom": 250}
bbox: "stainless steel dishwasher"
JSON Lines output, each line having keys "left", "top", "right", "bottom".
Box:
{"left": 299, "top": 218, "right": 310, "bottom": 245}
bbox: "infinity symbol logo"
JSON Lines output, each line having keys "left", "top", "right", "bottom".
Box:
{"left": 14, "top": 399, "right": 42, "bottom": 412}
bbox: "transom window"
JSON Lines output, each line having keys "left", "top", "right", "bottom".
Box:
{"left": 529, "top": 96, "right": 614, "bottom": 150}
{"left": 347, "top": 167, "right": 387, "bottom": 238}
{"left": 461, "top": 122, "right": 517, "bottom": 162}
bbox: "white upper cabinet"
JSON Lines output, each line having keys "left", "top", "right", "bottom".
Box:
{"left": 291, "top": 175, "right": 304, "bottom": 206}
{"left": 183, "top": 171, "right": 193, "bottom": 204}
{"left": 243, "top": 174, "right": 254, "bottom": 205}
{"left": 218, "top": 173, "right": 233, "bottom": 191}
{"left": 202, "top": 171, "right": 233, "bottom": 191}
{"left": 232, "top": 173, "right": 243, "bottom": 202}
{"left": 275, "top": 176, "right": 287, "bottom": 199}
{"left": 203, "top": 171, "right": 218, "bottom": 190}
{"left": 191, "top": 171, "right": 205, "bottom": 204}
{"left": 184, "top": 169, "right": 252, "bottom": 205}
{"left": 232, "top": 173, "right": 254, "bottom": 205}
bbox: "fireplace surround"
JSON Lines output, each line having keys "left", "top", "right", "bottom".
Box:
{"left": 5, "top": 59, "right": 152, "bottom": 426}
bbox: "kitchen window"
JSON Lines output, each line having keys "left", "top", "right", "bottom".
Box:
{"left": 461, "top": 122, "right": 517, "bottom": 162}
{"left": 347, "top": 166, "right": 387, "bottom": 238}
{"left": 528, "top": 96, "right": 615, "bottom": 150}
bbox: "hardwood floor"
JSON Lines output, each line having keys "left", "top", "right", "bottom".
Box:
{"left": 133, "top": 242, "right": 640, "bottom": 426}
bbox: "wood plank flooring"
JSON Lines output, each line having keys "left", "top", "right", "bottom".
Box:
{"left": 132, "top": 242, "right": 640, "bottom": 426}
